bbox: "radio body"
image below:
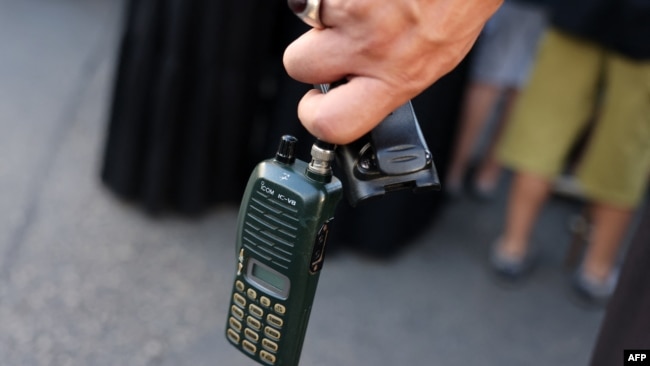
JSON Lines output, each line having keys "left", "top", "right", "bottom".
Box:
{"left": 226, "top": 81, "right": 440, "bottom": 365}
{"left": 225, "top": 137, "right": 342, "bottom": 366}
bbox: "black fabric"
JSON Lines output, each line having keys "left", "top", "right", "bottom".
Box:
{"left": 551, "top": 0, "right": 650, "bottom": 60}
{"left": 589, "top": 203, "right": 650, "bottom": 366}
{"left": 102, "top": 0, "right": 469, "bottom": 256}
{"left": 102, "top": 0, "right": 281, "bottom": 214}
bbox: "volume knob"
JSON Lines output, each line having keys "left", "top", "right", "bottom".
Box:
{"left": 275, "top": 135, "right": 298, "bottom": 165}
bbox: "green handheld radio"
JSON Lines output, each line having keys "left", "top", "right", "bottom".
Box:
{"left": 225, "top": 136, "right": 343, "bottom": 366}
{"left": 226, "top": 81, "right": 441, "bottom": 365}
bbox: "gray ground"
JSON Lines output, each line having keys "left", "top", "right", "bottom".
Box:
{"left": 0, "top": 1, "right": 608, "bottom": 365}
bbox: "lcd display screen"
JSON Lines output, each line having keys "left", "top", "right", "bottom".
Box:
{"left": 247, "top": 260, "right": 290, "bottom": 298}
{"left": 252, "top": 263, "right": 286, "bottom": 291}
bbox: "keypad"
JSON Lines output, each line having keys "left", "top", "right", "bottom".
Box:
{"left": 236, "top": 280, "right": 245, "bottom": 292}
{"left": 274, "top": 304, "right": 286, "bottom": 315}
{"left": 267, "top": 314, "right": 283, "bottom": 328}
{"left": 245, "top": 328, "right": 260, "bottom": 343}
{"left": 262, "top": 338, "right": 279, "bottom": 352}
{"left": 249, "top": 304, "right": 264, "bottom": 318}
{"left": 260, "top": 350, "right": 277, "bottom": 364}
{"left": 247, "top": 316, "right": 262, "bottom": 331}
{"left": 231, "top": 305, "right": 244, "bottom": 320}
{"left": 242, "top": 340, "right": 257, "bottom": 355}
{"left": 229, "top": 317, "right": 242, "bottom": 332}
{"left": 260, "top": 296, "right": 271, "bottom": 308}
{"left": 233, "top": 293, "right": 246, "bottom": 308}
{"left": 227, "top": 329, "right": 240, "bottom": 344}
{"left": 227, "top": 279, "right": 286, "bottom": 365}
{"left": 264, "top": 326, "right": 281, "bottom": 341}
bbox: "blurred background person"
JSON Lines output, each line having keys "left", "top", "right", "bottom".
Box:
{"left": 101, "top": 0, "right": 282, "bottom": 215}
{"left": 446, "top": 0, "right": 549, "bottom": 199}
{"left": 492, "top": 0, "right": 650, "bottom": 305}
{"left": 100, "top": 0, "right": 475, "bottom": 258}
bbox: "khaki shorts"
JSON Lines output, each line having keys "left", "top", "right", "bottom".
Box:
{"left": 498, "top": 29, "right": 650, "bottom": 208}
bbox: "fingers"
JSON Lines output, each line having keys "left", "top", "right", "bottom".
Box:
{"left": 284, "top": 0, "right": 504, "bottom": 145}
{"left": 284, "top": 0, "right": 377, "bottom": 84}
{"left": 284, "top": 0, "right": 412, "bottom": 144}
{"left": 283, "top": 29, "right": 354, "bottom": 85}
{"left": 296, "top": 77, "right": 407, "bottom": 145}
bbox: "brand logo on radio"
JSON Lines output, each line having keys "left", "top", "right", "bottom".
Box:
{"left": 260, "top": 181, "right": 275, "bottom": 195}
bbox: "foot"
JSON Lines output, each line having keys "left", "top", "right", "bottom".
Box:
{"left": 471, "top": 179, "right": 497, "bottom": 200}
{"left": 472, "top": 165, "right": 501, "bottom": 200}
{"left": 571, "top": 268, "right": 618, "bottom": 307}
{"left": 489, "top": 240, "right": 535, "bottom": 281}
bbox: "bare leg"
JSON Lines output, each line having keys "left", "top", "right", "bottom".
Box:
{"left": 447, "top": 82, "right": 503, "bottom": 190}
{"left": 475, "top": 88, "right": 520, "bottom": 193}
{"left": 498, "top": 171, "right": 552, "bottom": 259}
{"left": 582, "top": 203, "right": 633, "bottom": 282}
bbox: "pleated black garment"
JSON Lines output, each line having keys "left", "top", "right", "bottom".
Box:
{"left": 102, "top": 0, "right": 283, "bottom": 214}
{"left": 101, "top": 0, "right": 471, "bottom": 257}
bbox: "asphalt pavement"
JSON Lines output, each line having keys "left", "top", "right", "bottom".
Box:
{"left": 0, "top": 1, "right": 608, "bottom": 365}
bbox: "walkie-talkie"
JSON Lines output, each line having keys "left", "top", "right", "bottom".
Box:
{"left": 225, "top": 136, "right": 343, "bottom": 366}
{"left": 226, "top": 84, "right": 441, "bottom": 365}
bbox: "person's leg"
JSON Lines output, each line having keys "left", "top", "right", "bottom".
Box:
{"left": 588, "top": 205, "right": 650, "bottom": 366}
{"left": 448, "top": 3, "right": 547, "bottom": 196}
{"left": 474, "top": 87, "right": 519, "bottom": 194}
{"left": 473, "top": 3, "right": 548, "bottom": 196}
{"left": 497, "top": 170, "right": 551, "bottom": 260}
{"left": 581, "top": 204, "right": 633, "bottom": 281}
{"left": 494, "top": 30, "right": 604, "bottom": 275}
{"left": 572, "top": 48, "right": 650, "bottom": 296}
{"left": 447, "top": 82, "right": 502, "bottom": 192}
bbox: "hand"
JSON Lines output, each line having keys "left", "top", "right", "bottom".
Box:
{"left": 284, "top": 0, "right": 502, "bottom": 145}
